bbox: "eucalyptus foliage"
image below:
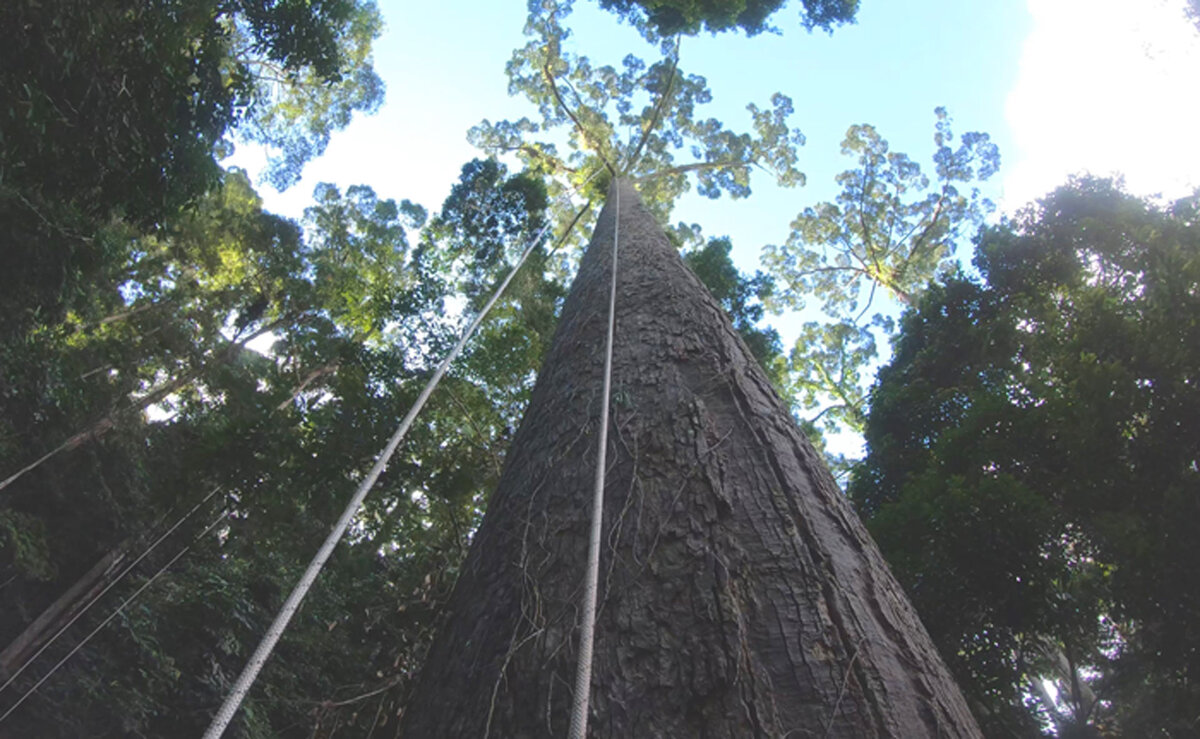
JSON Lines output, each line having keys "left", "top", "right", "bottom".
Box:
{"left": 472, "top": 0, "right": 808, "bottom": 229}
{"left": 764, "top": 110, "right": 999, "bottom": 439}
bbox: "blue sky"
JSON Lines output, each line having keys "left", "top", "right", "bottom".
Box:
{"left": 235, "top": 0, "right": 1199, "bottom": 259}
{"left": 241, "top": 0, "right": 1026, "bottom": 236}
{"left": 230, "top": 0, "right": 1200, "bottom": 451}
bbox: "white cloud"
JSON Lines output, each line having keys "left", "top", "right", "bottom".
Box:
{"left": 1004, "top": 0, "right": 1200, "bottom": 210}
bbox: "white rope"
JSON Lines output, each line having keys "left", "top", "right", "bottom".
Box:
{"left": 0, "top": 484, "right": 224, "bottom": 696}
{"left": 203, "top": 169, "right": 603, "bottom": 739}
{"left": 568, "top": 179, "right": 620, "bottom": 739}
{"left": 0, "top": 509, "right": 229, "bottom": 725}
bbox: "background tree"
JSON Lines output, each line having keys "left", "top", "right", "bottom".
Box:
{"left": 0, "top": 127, "right": 588, "bottom": 733}
{"left": 595, "top": 0, "right": 859, "bottom": 37}
{"left": 0, "top": 0, "right": 383, "bottom": 337}
{"left": 763, "top": 111, "right": 998, "bottom": 465}
{"left": 850, "top": 177, "right": 1200, "bottom": 735}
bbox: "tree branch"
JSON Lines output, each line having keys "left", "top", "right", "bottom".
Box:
{"left": 625, "top": 48, "right": 679, "bottom": 173}
{"left": 323, "top": 675, "right": 402, "bottom": 708}
{"left": 635, "top": 158, "right": 741, "bottom": 182}
{"left": 895, "top": 187, "right": 949, "bottom": 280}
{"left": 275, "top": 363, "right": 339, "bottom": 412}
{"left": 444, "top": 385, "right": 504, "bottom": 478}
{"left": 0, "top": 317, "right": 290, "bottom": 494}
{"left": 854, "top": 280, "right": 879, "bottom": 324}
{"left": 544, "top": 201, "right": 594, "bottom": 260}
{"left": 507, "top": 145, "right": 576, "bottom": 174}
{"left": 541, "top": 44, "right": 617, "bottom": 177}
{"left": 857, "top": 162, "right": 884, "bottom": 278}
{"left": 806, "top": 402, "right": 846, "bottom": 427}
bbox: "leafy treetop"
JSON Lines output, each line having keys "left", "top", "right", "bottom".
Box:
{"left": 595, "top": 0, "right": 858, "bottom": 38}
{"left": 471, "top": 0, "right": 807, "bottom": 229}
{"left": 0, "top": 0, "right": 383, "bottom": 226}
{"left": 762, "top": 110, "right": 998, "bottom": 440}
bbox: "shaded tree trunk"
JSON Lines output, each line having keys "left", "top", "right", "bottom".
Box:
{"left": 401, "top": 180, "right": 980, "bottom": 737}
{"left": 0, "top": 543, "right": 127, "bottom": 678}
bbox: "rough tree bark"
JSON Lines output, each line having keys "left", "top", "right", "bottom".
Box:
{"left": 401, "top": 179, "right": 981, "bottom": 737}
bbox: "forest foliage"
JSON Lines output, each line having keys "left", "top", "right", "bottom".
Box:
{"left": 0, "top": 0, "right": 1196, "bottom": 736}
{"left": 0, "top": 1, "right": 801, "bottom": 733}
{"left": 852, "top": 178, "right": 1200, "bottom": 736}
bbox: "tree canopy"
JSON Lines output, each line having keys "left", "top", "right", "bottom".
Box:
{"left": 0, "top": 0, "right": 383, "bottom": 346}
{"left": 596, "top": 0, "right": 859, "bottom": 37}
{"left": 471, "top": 0, "right": 808, "bottom": 229}
{"left": 851, "top": 177, "right": 1200, "bottom": 736}
{"left": 3, "top": 0, "right": 1195, "bottom": 736}
{"left": 1, "top": 0, "right": 382, "bottom": 223}
{"left": 761, "top": 111, "right": 998, "bottom": 466}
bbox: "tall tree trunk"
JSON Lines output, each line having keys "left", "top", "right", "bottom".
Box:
{"left": 401, "top": 180, "right": 980, "bottom": 737}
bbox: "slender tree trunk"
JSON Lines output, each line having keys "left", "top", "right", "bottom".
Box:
{"left": 0, "top": 317, "right": 286, "bottom": 493}
{"left": 401, "top": 180, "right": 980, "bottom": 737}
{"left": 0, "top": 543, "right": 127, "bottom": 678}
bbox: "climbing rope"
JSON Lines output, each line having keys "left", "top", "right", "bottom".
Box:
{"left": 203, "top": 170, "right": 603, "bottom": 739}
{"left": 0, "top": 484, "right": 224, "bottom": 697}
{"left": 0, "top": 508, "right": 229, "bottom": 725}
{"left": 568, "top": 180, "right": 620, "bottom": 739}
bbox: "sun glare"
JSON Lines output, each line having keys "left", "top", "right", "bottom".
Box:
{"left": 1004, "top": 0, "right": 1200, "bottom": 210}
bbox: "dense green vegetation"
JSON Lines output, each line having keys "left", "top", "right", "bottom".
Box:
{"left": 1, "top": 0, "right": 1195, "bottom": 735}
{"left": 0, "top": 2, "right": 796, "bottom": 733}
{"left": 852, "top": 178, "right": 1200, "bottom": 735}
{"left": 597, "top": 0, "right": 858, "bottom": 37}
